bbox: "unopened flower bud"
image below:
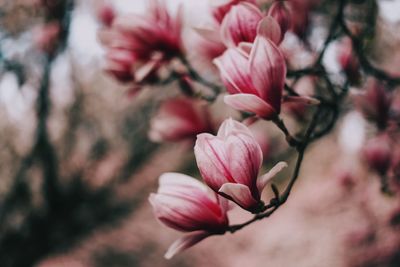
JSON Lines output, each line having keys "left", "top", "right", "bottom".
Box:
{"left": 363, "top": 134, "right": 392, "bottom": 175}
{"left": 268, "top": 1, "right": 291, "bottom": 38}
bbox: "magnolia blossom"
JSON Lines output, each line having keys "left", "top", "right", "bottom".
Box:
{"left": 214, "top": 35, "right": 287, "bottom": 119}
{"left": 220, "top": 3, "right": 264, "bottom": 47}
{"left": 268, "top": 1, "right": 291, "bottom": 42}
{"left": 149, "top": 173, "right": 229, "bottom": 259}
{"left": 149, "top": 97, "right": 212, "bottom": 143}
{"left": 210, "top": 0, "right": 257, "bottom": 24}
{"left": 194, "top": 119, "right": 287, "bottom": 212}
{"left": 220, "top": 2, "right": 284, "bottom": 48}
{"left": 98, "top": 0, "right": 182, "bottom": 84}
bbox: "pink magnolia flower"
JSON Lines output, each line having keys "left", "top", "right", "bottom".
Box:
{"left": 220, "top": 3, "right": 264, "bottom": 47}
{"left": 267, "top": 1, "right": 291, "bottom": 42}
{"left": 194, "top": 119, "right": 287, "bottom": 212}
{"left": 98, "top": 0, "right": 182, "bottom": 84}
{"left": 211, "top": 0, "right": 257, "bottom": 24}
{"left": 220, "top": 2, "right": 283, "bottom": 48}
{"left": 214, "top": 35, "right": 287, "bottom": 119}
{"left": 149, "top": 97, "right": 212, "bottom": 143}
{"left": 149, "top": 173, "right": 229, "bottom": 259}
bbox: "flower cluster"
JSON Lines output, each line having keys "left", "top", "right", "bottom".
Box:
{"left": 98, "top": 0, "right": 183, "bottom": 91}
{"left": 95, "top": 0, "right": 400, "bottom": 261}
{"left": 150, "top": 119, "right": 286, "bottom": 258}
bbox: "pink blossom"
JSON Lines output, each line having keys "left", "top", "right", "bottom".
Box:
{"left": 211, "top": 0, "right": 257, "bottom": 24}
{"left": 98, "top": 0, "right": 182, "bottom": 85}
{"left": 214, "top": 35, "right": 287, "bottom": 119}
{"left": 267, "top": 1, "right": 291, "bottom": 43}
{"left": 149, "top": 97, "right": 212, "bottom": 143}
{"left": 220, "top": 3, "right": 264, "bottom": 47}
{"left": 149, "top": 173, "right": 229, "bottom": 259}
{"left": 194, "top": 119, "right": 287, "bottom": 212}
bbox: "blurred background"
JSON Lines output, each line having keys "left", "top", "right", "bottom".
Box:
{"left": 0, "top": 0, "right": 400, "bottom": 266}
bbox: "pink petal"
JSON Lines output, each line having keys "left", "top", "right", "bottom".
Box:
{"left": 213, "top": 49, "right": 257, "bottom": 95}
{"left": 165, "top": 231, "right": 210, "bottom": 259}
{"left": 257, "top": 161, "right": 288, "bottom": 193}
{"left": 225, "top": 132, "right": 263, "bottom": 195}
{"left": 219, "top": 183, "right": 258, "bottom": 210}
{"left": 224, "top": 94, "right": 277, "bottom": 119}
{"left": 217, "top": 118, "right": 254, "bottom": 138}
{"left": 238, "top": 42, "right": 253, "bottom": 56}
{"left": 257, "top": 16, "right": 282, "bottom": 45}
{"left": 159, "top": 172, "right": 208, "bottom": 191}
{"left": 249, "top": 36, "right": 286, "bottom": 112}
{"left": 220, "top": 3, "right": 263, "bottom": 47}
{"left": 194, "top": 134, "right": 234, "bottom": 190}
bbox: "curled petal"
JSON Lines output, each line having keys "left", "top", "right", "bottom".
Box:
{"left": 219, "top": 183, "right": 258, "bottom": 210}
{"left": 224, "top": 94, "right": 277, "bottom": 119}
{"left": 225, "top": 133, "right": 263, "bottom": 195}
{"left": 220, "top": 3, "right": 263, "bottom": 47}
{"left": 257, "top": 161, "right": 288, "bottom": 192}
{"left": 217, "top": 117, "right": 254, "bottom": 138}
{"left": 165, "top": 231, "right": 210, "bottom": 259}
{"left": 257, "top": 16, "right": 282, "bottom": 45}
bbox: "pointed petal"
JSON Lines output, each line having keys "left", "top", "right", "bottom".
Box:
{"left": 257, "top": 16, "right": 282, "bottom": 45}
{"left": 216, "top": 118, "right": 253, "bottom": 138}
{"left": 165, "top": 231, "right": 210, "bottom": 259}
{"left": 194, "top": 133, "right": 234, "bottom": 190}
{"left": 220, "top": 3, "right": 263, "bottom": 47}
{"left": 257, "top": 161, "right": 288, "bottom": 192}
{"left": 213, "top": 49, "right": 257, "bottom": 95}
{"left": 224, "top": 94, "right": 277, "bottom": 119}
{"left": 219, "top": 183, "right": 258, "bottom": 210}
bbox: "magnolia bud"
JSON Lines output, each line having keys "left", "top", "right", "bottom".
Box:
{"left": 363, "top": 135, "right": 392, "bottom": 175}
{"left": 268, "top": 1, "right": 292, "bottom": 37}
